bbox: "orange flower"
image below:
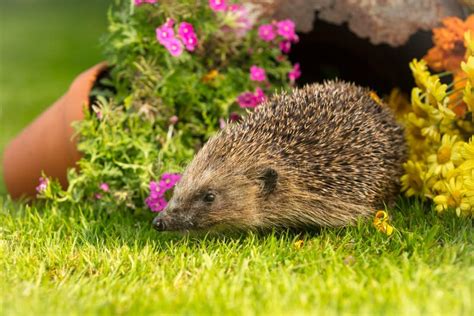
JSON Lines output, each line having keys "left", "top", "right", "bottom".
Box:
{"left": 424, "top": 15, "right": 474, "bottom": 73}
{"left": 424, "top": 16, "right": 474, "bottom": 118}
{"left": 202, "top": 69, "right": 219, "bottom": 83}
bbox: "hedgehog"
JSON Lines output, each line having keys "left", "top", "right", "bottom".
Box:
{"left": 152, "top": 81, "right": 407, "bottom": 232}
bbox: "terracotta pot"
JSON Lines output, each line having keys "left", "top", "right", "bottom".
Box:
{"left": 2, "top": 62, "right": 108, "bottom": 199}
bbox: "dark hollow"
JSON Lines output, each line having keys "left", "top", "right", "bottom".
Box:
{"left": 289, "top": 18, "right": 434, "bottom": 95}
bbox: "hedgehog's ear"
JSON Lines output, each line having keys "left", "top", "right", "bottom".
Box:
{"left": 259, "top": 168, "right": 278, "bottom": 196}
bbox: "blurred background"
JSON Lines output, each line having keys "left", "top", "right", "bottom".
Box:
{"left": 0, "top": 0, "right": 452, "bottom": 196}
{"left": 0, "top": 0, "right": 109, "bottom": 194}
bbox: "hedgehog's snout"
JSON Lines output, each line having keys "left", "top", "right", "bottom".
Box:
{"left": 152, "top": 203, "right": 195, "bottom": 232}
{"left": 152, "top": 215, "right": 167, "bottom": 231}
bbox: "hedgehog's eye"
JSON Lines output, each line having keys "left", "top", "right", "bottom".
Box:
{"left": 203, "top": 192, "right": 215, "bottom": 203}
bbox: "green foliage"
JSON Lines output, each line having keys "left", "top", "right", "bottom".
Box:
{"left": 38, "top": 0, "right": 293, "bottom": 212}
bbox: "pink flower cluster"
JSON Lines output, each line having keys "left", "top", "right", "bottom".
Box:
{"left": 95, "top": 182, "right": 110, "bottom": 200}
{"left": 288, "top": 63, "right": 301, "bottom": 82}
{"left": 156, "top": 19, "right": 198, "bottom": 57}
{"left": 237, "top": 88, "right": 266, "bottom": 108}
{"left": 250, "top": 65, "right": 266, "bottom": 82}
{"left": 145, "top": 173, "right": 181, "bottom": 212}
{"left": 209, "top": 0, "right": 227, "bottom": 11}
{"left": 258, "top": 19, "right": 299, "bottom": 54}
{"left": 134, "top": 0, "right": 157, "bottom": 5}
{"left": 209, "top": 1, "right": 253, "bottom": 37}
{"left": 236, "top": 64, "right": 269, "bottom": 108}
{"left": 36, "top": 177, "right": 48, "bottom": 193}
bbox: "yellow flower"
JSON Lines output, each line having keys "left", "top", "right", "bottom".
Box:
{"left": 458, "top": 138, "right": 474, "bottom": 172}
{"left": 409, "top": 88, "right": 456, "bottom": 143}
{"left": 425, "top": 76, "right": 448, "bottom": 104}
{"left": 427, "top": 134, "right": 459, "bottom": 178}
{"left": 421, "top": 125, "right": 441, "bottom": 143}
{"left": 399, "top": 28, "right": 474, "bottom": 217}
{"left": 463, "top": 177, "right": 474, "bottom": 214}
{"left": 463, "top": 80, "right": 474, "bottom": 113}
{"left": 409, "top": 88, "right": 441, "bottom": 143}
{"left": 452, "top": 137, "right": 471, "bottom": 163}
{"left": 465, "top": 30, "right": 474, "bottom": 58}
{"left": 401, "top": 160, "right": 428, "bottom": 197}
{"left": 373, "top": 211, "right": 394, "bottom": 236}
{"left": 461, "top": 56, "right": 474, "bottom": 113}
{"left": 425, "top": 105, "right": 457, "bottom": 142}
{"left": 411, "top": 87, "right": 437, "bottom": 116}
{"left": 404, "top": 124, "right": 433, "bottom": 161}
{"left": 386, "top": 88, "right": 411, "bottom": 119}
{"left": 294, "top": 240, "right": 304, "bottom": 249}
{"left": 433, "top": 177, "right": 471, "bottom": 216}
{"left": 461, "top": 55, "right": 474, "bottom": 81}
{"left": 437, "top": 104, "right": 457, "bottom": 131}
{"left": 410, "top": 59, "right": 431, "bottom": 89}
{"left": 461, "top": 137, "right": 474, "bottom": 159}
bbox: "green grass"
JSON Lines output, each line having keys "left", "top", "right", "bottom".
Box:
{"left": 1, "top": 198, "right": 473, "bottom": 315}
{"left": 0, "top": 1, "right": 473, "bottom": 315}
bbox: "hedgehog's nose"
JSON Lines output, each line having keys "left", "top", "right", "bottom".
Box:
{"left": 152, "top": 216, "right": 166, "bottom": 231}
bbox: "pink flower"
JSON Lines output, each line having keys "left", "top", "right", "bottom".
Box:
{"left": 134, "top": 0, "right": 157, "bottom": 5}
{"left": 160, "top": 173, "right": 181, "bottom": 190}
{"left": 250, "top": 65, "right": 266, "bottom": 82}
{"left": 149, "top": 181, "right": 165, "bottom": 198}
{"left": 165, "top": 38, "right": 184, "bottom": 57}
{"left": 182, "top": 34, "right": 198, "bottom": 51}
{"left": 209, "top": 0, "right": 227, "bottom": 11}
{"left": 237, "top": 89, "right": 267, "bottom": 108}
{"left": 288, "top": 63, "right": 301, "bottom": 82}
{"left": 229, "top": 5, "right": 253, "bottom": 36}
{"left": 228, "top": 4, "right": 241, "bottom": 11}
{"left": 279, "top": 40, "right": 291, "bottom": 54}
{"left": 165, "top": 18, "right": 175, "bottom": 28}
{"left": 178, "top": 22, "right": 195, "bottom": 38}
{"left": 36, "top": 177, "right": 48, "bottom": 193}
{"left": 155, "top": 24, "right": 175, "bottom": 45}
{"left": 258, "top": 24, "right": 276, "bottom": 42}
{"left": 229, "top": 112, "right": 241, "bottom": 122}
{"left": 276, "top": 55, "right": 285, "bottom": 62}
{"left": 169, "top": 115, "right": 179, "bottom": 125}
{"left": 219, "top": 118, "right": 227, "bottom": 129}
{"left": 237, "top": 92, "right": 258, "bottom": 108}
{"left": 177, "top": 22, "right": 198, "bottom": 51}
{"left": 146, "top": 196, "right": 168, "bottom": 212}
{"left": 254, "top": 88, "right": 267, "bottom": 105}
{"left": 145, "top": 173, "right": 181, "bottom": 212}
{"left": 99, "top": 183, "right": 109, "bottom": 192}
{"left": 276, "top": 19, "right": 297, "bottom": 40}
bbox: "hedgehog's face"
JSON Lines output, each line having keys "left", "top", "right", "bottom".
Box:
{"left": 152, "top": 167, "right": 278, "bottom": 232}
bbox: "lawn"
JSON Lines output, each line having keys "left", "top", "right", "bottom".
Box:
{"left": 1, "top": 1, "right": 473, "bottom": 315}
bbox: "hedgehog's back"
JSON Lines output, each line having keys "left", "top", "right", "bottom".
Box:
{"left": 231, "top": 81, "right": 407, "bottom": 208}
